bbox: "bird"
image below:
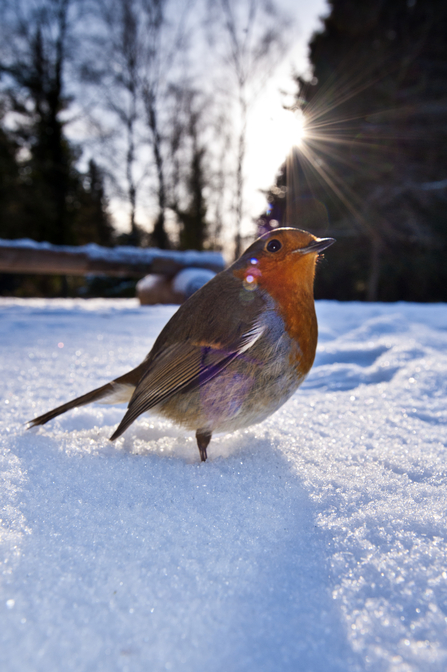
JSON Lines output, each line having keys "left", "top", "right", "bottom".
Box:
{"left": 28, "top": 228, "right": 335, "bottom": 461}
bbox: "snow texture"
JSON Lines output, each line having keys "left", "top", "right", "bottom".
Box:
{"left": 1, "top": 298, "right": 447, "bottom": 672}
{"left": 0, "top": 238, "right": 224, "bottom": 269}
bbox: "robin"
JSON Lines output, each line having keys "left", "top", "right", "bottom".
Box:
{"left": 29, "top": 228, "right": 335, "bottom": 461}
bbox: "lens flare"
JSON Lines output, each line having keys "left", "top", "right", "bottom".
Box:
{"left": 282, "top": 61, "right": 408, "bottom": 238}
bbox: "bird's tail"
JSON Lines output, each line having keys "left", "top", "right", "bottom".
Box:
{"left": 28, "top": 363, "right": 147, "bottom": 428}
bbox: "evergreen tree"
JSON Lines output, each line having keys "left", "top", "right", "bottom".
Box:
{"left": 0, "top": 121, "right": 23, "bottom": 238}
{"left": 175, "top": 146, "right": 208, "bottom": 251}
{"left": 172, "top": 113, "right": 208, "bottom": 251}
{"left": 74, "top": 160, "right": 115, "bottom": 247}
{"left": 265, "top": 0, "right": 447, "bottom": 301}
{"left": 1, "top": 13, "right": 75, "bottom": 245}
{"left": 0, "top": 1, "right": 114, "bottom": 251}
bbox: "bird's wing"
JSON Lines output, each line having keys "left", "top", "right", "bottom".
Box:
{"left": 110, "top": 321, "right": 264, "bottom": 440}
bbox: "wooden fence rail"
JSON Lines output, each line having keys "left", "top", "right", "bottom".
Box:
{"left": 0, "top": 242, "right": 225, "bottom": 277}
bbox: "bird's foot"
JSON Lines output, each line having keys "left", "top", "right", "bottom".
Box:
{"left": 196, "top": 429, "right": 212, "bottom": 462}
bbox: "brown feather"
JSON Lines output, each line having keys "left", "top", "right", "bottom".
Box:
{"left": 28, "top": 362, "right": 147, "bottom": 428}
{"left": 109, "top": 330, "right": 262, "bottom": 441}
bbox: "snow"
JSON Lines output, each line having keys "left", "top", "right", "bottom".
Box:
{"left": 1, "top": 298, "right": 447, "bottom": 672}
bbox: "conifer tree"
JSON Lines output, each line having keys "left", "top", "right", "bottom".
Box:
{"left": 266, "top": 0, "right": 447, "bottom": 301}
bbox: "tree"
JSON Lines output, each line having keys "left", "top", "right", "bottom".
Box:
{"left": 0, "top": 110, "right": 23, "bottom": 238}
{"left": 168, "top": 88, "right": 209, "bottom": 250}
{"left": 82, "top": 0, "right": 147, "bottom": 246}
{"left": 83, "top": 0, "right": 194, "bottom": 249}
{"left": 138, "top": 0, "right": 194, "bottom": 249}
{"left": 0, "top": 0, "right": 78, "bottom": 245}
{"left": 274, "top": 0, "right": 447, "bottom": 301}
{"left": 0, "top": 0, "right": 114, "bottom": 299}
{"left": 74, "top": 159, "right": 115, "bottom": 246}
{"left": 207, "top": 0, "right": 289, "bottom": 258}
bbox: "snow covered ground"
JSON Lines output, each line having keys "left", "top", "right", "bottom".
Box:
{"left": 1, "top": 298, "right": 446, "bottom": 672}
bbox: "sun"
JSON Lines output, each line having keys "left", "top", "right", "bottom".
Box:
{"left": 275, "top": 107, "right": 307, "bottom": 156}
{"left": 262, "top": 107, "right": 307, "bottom": 169}
{"left": 242, "top": 100, "right": 310, "bottom": 230}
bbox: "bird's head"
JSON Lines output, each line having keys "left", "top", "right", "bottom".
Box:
{"left": 233, "top": 227, "right": 335, "bottom": 298}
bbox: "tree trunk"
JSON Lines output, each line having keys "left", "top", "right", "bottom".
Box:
{"left": 367, "top": 235, "right": 381, "bottom": 302}
{"left": 146, "top": 91, "right": 170, "bottom": 249}
{"left": 234, "top": 92, "right": 247, "bottom": 260}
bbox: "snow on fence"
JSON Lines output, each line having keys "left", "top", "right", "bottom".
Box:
{"left": 0, "top": 239, "right": 225, "bottom": 277}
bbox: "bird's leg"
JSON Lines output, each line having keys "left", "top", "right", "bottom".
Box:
{"left": 196, "top": 429, "right": 212, "bottom": 462}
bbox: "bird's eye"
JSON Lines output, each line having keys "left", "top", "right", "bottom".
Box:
{"left": 266, "top": 239, "right": 282, "bottom": 253}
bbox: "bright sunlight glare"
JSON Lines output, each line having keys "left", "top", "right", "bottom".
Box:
{"left": 243, "top": 104, "right": 309, "bottom": 243}
{"left": 274, "top": 108, "right": 307, "bottom": 158}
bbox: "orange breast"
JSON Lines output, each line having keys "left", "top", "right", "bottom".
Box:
{"left": 234, "top": 255, "right": 318, "bottom": 377}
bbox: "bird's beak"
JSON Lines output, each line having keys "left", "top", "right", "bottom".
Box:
{"left": 293, "top": 237, "right": 336, "bottom": 255}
